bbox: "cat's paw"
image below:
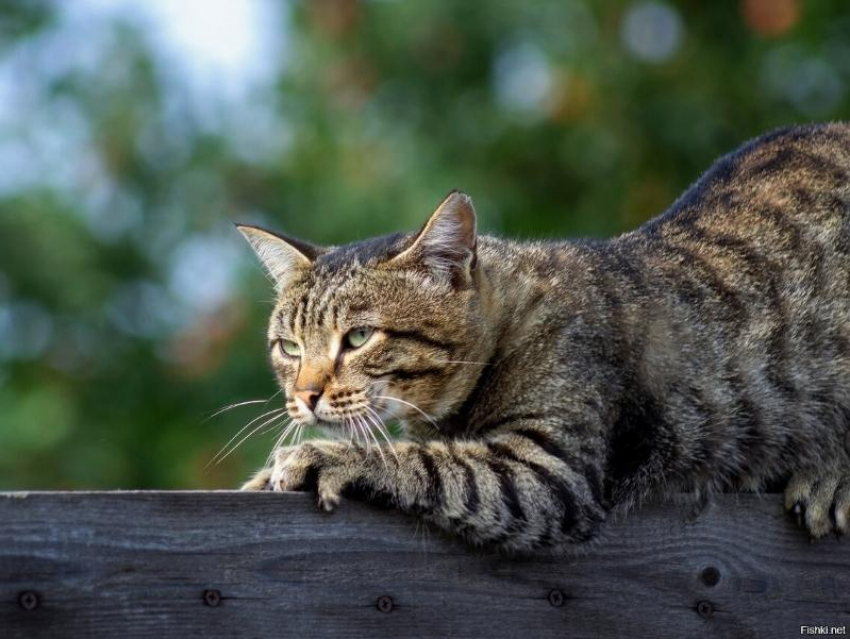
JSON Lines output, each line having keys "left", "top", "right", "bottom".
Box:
{"left": 240, "top": 467, "right": 274, "bottom": 491}
{"left": 785, "top": 472, "right": 850, "bottom": 538}
{"left": 268, "top": 441, "right": 361, "bottom": 512}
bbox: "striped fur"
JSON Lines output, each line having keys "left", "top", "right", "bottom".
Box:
{"left": 240, "top": 123, "right": 850, "bottom": 553}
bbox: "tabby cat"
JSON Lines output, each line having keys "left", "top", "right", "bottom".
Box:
{"left": 238, "top": 123, "right": 850, "bottom": 553}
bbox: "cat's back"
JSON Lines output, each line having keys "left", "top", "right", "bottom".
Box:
{"left": 478, "top": 123, "right": 850, "bottom": 321}
{"left": 638, "top": 122, "right": 850, "bottom": 238}
{"left": 600, "top": 122, "right": 850, "bottom": 325}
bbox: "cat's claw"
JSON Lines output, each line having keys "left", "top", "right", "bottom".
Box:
{"left": 318, "top": 492, "right": 341, "bottom": 513}
{"left": 785, "top": 472, "right": 850, "bottom": 538}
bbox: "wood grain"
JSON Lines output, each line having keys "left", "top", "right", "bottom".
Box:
{"left": 0, "top": 491, "right": 847, "bottom": 638}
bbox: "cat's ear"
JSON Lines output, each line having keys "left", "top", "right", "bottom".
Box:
{"left": 390, "top": 190, "right": 477, "bottom": 285}
{"left": 236, "top": 224, "right": 317, "bottom": 289}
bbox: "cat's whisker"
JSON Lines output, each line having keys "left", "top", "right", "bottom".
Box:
{"left": 207, "top": 407, "right": 288, "bottom": 468}
{"left": 267, "top": 417, "right": 299, "bottom": 461}
{"left": 265, "top": 429, "right": 286, "bottom": 468}
{"left": 373, "top": 395, "right": 440, "bottom": 430}
{"left": 362, "top": 404, "right": 389, "bottom": 438}
{"left": 352, "top": 414, "right": 371, "bottom": 459}
{"left": 357, "top": 417, "right": 368, "bottom": 451}
{"left": 344, "top": 416, "right": 355, "bottom": 450}
{"left": 357, "top": 415, "right": 372, "bottom": 454}
{"left": 362, "top": 404, "right": 399, "bottom": 462}
{"left": 347, "top": 416, "right": 358, "bottom": 450}
{"left": 281, "top": 419, "right": 301, "bottom": 445}
{"left": 204, "top": 388, "right": 283, "bottom": 428}
{"left": 214, "top": 410, "right": 290, "bottom": 467}
{"left": 366, "top": 415, "right": 384, "bottom": 457}
{"left": 203, "top": 398, "right": 272, "bottom": 423}
{"left": 264, "top": 418, "right": 302, "bottom": 467}
{"left": 258, "top": 418, "right": 291, "bottom": 466}
{"left": 347, "top": 417, "right": 359, "bottom": 448}
{"left": 257, "top": 419, "right": 286, "bottom": 438}
{"left": 358, "top": 413, "right": 386, "bottom": 467}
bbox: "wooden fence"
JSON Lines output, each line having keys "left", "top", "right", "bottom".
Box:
{"left": 1, "top": 491, "right": 848, "bottom": 638}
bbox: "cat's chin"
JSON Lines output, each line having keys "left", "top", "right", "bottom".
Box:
{"left": 314, "top": 422, "right": 348, "bottom": 438}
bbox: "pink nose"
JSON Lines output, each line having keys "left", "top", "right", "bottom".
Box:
{"left": 294, "top": 388, "right": 321, "bottom": 411}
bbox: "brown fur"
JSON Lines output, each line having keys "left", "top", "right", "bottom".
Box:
{"left": 239, "top": 123, "right": 850, "bottom": 553}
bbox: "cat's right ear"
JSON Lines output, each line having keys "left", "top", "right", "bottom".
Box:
{"left": 387, "top": 190, "right": 477, "bottom": 286}
{"left": 235, "top": 224, "right": 317, "bottom": 290}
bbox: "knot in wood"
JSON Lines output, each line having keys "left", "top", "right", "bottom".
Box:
{"left": 700, "top": 566, "right": 721, "bottom": 587}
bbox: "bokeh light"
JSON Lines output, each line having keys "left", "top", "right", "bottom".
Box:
{"left": 620, "top": 1, "right": 683, "bottom": 64}
{"left": 0, "top": 0, "right": 848, "bottom": 490}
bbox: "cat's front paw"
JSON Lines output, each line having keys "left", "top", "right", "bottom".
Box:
{"left": 268, "top": 442, "right": 363, "bottom": 512}
{"left": 785, "top": 471, "right": 850, "bottom": 538}
{"left": 240, "top": 467, "right": 274, "bottom": 491}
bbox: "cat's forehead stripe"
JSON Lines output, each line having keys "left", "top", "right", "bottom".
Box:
{"left": 313, "top": 273, "right": 344, "bottom": 329}
{"left": 303, "top": 281, "right": 318, "bottom": 328}
{"left": 284, "top": 269, "right": 351, "bottom": 335}
{"left": 294, "top": 291, "right": 307, "bottom": 333}
{"left": 275, "top": 307, "right": 288, "bottom": 332}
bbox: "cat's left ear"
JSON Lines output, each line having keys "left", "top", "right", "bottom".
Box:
{"left": 236, "top": 224, "right": 319, "bottom": 290}
{"left": 389, "top": 190, "right": 477, "bottom": 286}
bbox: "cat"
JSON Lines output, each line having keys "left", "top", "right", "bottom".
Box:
{"left": 238, "top": 122, "right": 850, "bottom": 554}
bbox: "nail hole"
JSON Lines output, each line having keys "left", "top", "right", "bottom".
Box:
{"left": 700, "top": 566, "right": 720, "bottom": 587}
{"left": 548, "top": 589, "right": 565, "bottom": 607}
{"left": 376, "top": 595, "right": 394, "bottom": 613}
{"left": 203, "top": 589, "right": 222, "bottom": 607}
{"left": 696, "top": 600, "right": 714, "bottom": 618}
{"left": 18, "top": 591, "right": 39, "bottom": 611}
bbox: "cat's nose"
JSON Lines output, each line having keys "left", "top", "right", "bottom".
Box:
{"left": 294, "top": 388, "right": 322, "bottom": 411}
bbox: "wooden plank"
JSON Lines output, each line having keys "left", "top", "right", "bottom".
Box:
{"left": 0, "top": 491, "right": 847, "bottom": 638}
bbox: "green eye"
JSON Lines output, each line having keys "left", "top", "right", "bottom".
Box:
{"left": 279, "top": 339, "right": 301, "bottom": 357}
{"left": 345, "top": 327, "right": 373, "bottom": 349}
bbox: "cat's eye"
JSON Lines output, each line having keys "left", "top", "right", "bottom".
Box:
{"left": 278, "top": 339, "right": 301, "bottom": 357}
{"left": 345, "top": 327, "right": 373, "bottom": 349}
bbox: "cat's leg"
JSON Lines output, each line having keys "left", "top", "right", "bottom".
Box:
{"left": 248, "top": 426, "right": 608, "bottom": 553}
{"left": 785, "top": 469, "right": 850, "bottom": 538}
{"left": 241, "top": 466, "right": 274, "bottom": 491}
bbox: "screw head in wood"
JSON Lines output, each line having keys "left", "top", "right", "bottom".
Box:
{"left": 376, "top": 595, "right": 394, "bottom": 613}
{"left": 696, "top": 600, "right": 714, "bottom": 618}
{"left": 548, "top": 589, "right": 565, "bottom": 607}
{"left": 700, "top": 566, "right": 720, "bottom": 587}
{"left": 203, "top": 589, "right": 222, "bottom": 607}
{"left": 18, "top": 591, "right": 39, "bottom": 611}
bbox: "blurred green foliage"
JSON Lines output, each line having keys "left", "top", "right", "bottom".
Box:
{"left": 0, "top": 0, "right": 848, "bottom": 489}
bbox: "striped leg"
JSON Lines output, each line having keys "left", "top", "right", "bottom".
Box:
{"left": 266, "top": 426, "right": 608, "bottom": 553}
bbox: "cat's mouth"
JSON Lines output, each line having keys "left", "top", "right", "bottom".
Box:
{"left": 287, "top": 394, "right": 390, "bottom": 429}
{"left": 309, "top": 407, "right": 395, "bottom": 448}
{"left": 285, "top": 388, "right": 435, "bottom": 437}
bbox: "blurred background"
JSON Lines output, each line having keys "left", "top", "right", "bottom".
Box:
{"left": 0, "top": 0, "right": 848, "bottom": 489}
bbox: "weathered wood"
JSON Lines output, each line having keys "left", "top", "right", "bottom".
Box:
{"left": 0, "top": 491, "right": 847, "bottom": 638}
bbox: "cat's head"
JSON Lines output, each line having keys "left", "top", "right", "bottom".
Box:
{"left": 237, "top": 191, "right": 490, "bottom": 438}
